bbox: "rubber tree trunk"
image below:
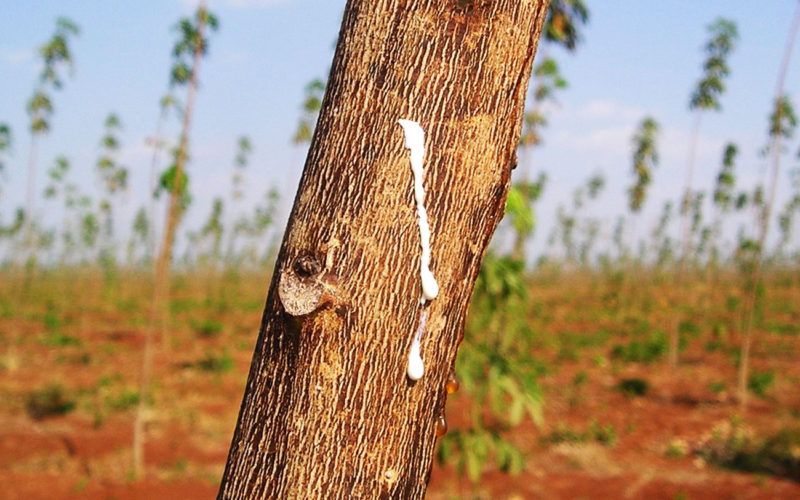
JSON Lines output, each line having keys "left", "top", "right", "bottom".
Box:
{"left": 218, "top": 1, "right": 548, "bottom": 498}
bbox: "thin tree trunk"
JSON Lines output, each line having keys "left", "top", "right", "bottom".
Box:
{"left": 147, "top": 108, "right": 168, "bottom": 265}
{"left": 134, "top": 1, "right": 208, "bottom": 478}
{"left": 669, "top": 113, "right": 702, "bottom": 370}
{"left": 218, "top": 1, "right": 547, "bottom": 498}
{"left": 738, "top": 0, "right": 800, "bottom": 410}
{"left": 24, "top": 134, "right": 39, "bottom": 274}
{"left": 153, "top": 65, "right": 200, "bottom": 323}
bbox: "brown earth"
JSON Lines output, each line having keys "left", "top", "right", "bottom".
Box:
{"left": 1, "top": 274, "right": 800, "bottom": 499}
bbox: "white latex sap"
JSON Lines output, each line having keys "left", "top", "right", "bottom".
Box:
{"left": 398, "top": 119, "right": 439, "bottom": 381}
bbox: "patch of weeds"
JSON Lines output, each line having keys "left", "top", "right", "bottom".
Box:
{"left": 592, "top": 354, "right": 608, "bottom": 368}
{"left": 611, "top": 330, "right": 668, "bottom": 363}
{"left": 698, "top": 422, "right": 800, "bottom": 481}
{"left": 541, "top": 420, "right": 617, "bottom": 447}
{"left": 679, "top": 320, "right": 701, "bottom": 339}
{"left": 589, "top": 420, "right": 617, "bottom": 446}
{"left": 196, "top": 352, "right": 234, "bottom": 373}
{"left": 26, "top": 384, "right": 76, "bottom": 420}
{"left": 748, "top": 371, "right": 775, "bottom": 399}
{"left": 42, "top": 304, "right": 62, "bottom": 331}
{"left": 708, "top": 381, "right": 726, "bottom": 395}
{"left": 74, "top": 476, "right": 89, "bottom": 493}
{"left": 105, "top": 388, "right": 140, "bottom": 411}
{"left": 43, "top": 332, "right": 81, "bottom": 347}
{"left": 632, "top": 319, "right": 652, "bottom": 336}
{"left": 171, "top": 457, "right": 188, "bottom": 474}
{"left": 767, "top": 323, "right": 798, "bottom": 336}
{"left": 617, "top": 377, "right": 649, "bottom": 398}
{"left": 0, "top": 299, "right": 12, "bottom": 319}
{"left": 97, "top": 373, "right": 124, "bottom": 388}
{"left": 666, "top": 438, "right": 689, "bottom": 458}
{"left": 557, "top": 343, "right": 579, "bottom": 362}
{"left": 705, "top": 339, "right": 727, "bottom": 353}
{"left": 117, "top": 298, "right": 139, "bottom": 313}
{"left": 572, "top": 371, "right": 588, "bottom": 388}
{"left": 725, "top": 295, "right": 740, "bottom": 313}
{"left": 191, "top": 318, "right": 223, "bottom": 338}
{"left": 562, "top": 330, "right": 609, "bottom": 348}
{"left": 237, "top": 299, "right": 263, "bottom": 312}
{"left": 55, "top": 352, "right": 91, "bottom": 365}
{"left": 170, "top": 298, "right": 200, "bottom": 313}
{"left": 102, "top": 344, "right": 119, "bottom": 356}
{"left": 712, "top": 322, "right": 729, "bottom": 338}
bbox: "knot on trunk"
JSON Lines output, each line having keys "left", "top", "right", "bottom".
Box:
{"left": 279, "top": 251, "right": 341, "bottom": 316}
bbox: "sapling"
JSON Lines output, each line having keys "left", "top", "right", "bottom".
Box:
{"left": 240, "top": 188, "right": 279, "bottom": 266}
{"left": 95, "top": 113, "right": 128, "bottom": 279}
{"left": 665, "top": 19, "right": 739, "bottom": 370}
{"left": 0, "top": 124, "right": 11, "bottom": 203}
{"left": 24, "top": 17, "right": 80, "bottom": 267}
{"left": 145, "top": 93, "right": 179, "bottom": 262}
{"left": 0, "top": 124, "right": 15, "bottom": 261}
{"left": 629, "top": 117, "right": 660, "bottom": 214}
{"left": 548, "top": 173, "right": 604, "bottom": 266}
{"left": 128, "top": 207, "right": 150, "bottom": 268}
{"left": 198, "top": 197, "right": 224, "bottom": 267}
{"left": 507, "top": 172, "right": 547, "bottom": 261}
{"left": 709, "top": 143, "right": 739, "bottom": 267}
{"left": 511, "top": 0, "right": 586, "bottom": 263}
{"left": 42, "top": 155, "right": 70, "bottom": 262}
{"left": 579, "top": 173, "right": 605, "bottom": 267}
{"left": 776, "top": 169, "right": 800, "bottom": 259}
{"left": 225, "top": 136, "right": 252, "bottom": 265}
{"left": 680, "top": 18, "right": 738, "bottom": 265}
{"left": 627, "top": 116, "right": 660, "bottom": 266}
{"left": 154, "top": 4, "right": 218, "bottom": 294}
{"left": 510, "top": 55, "right": 564, "bottom": 261}
{"left": 737, "top": 2, "right": 800, "bottom": 410}
{"left": 544, "top": 0, "right": 589, "bottom": 50}
{"left": 652, "top": 201, "right": 675, "bottom": 269}
{"left": 136, "top": 1, "right": 218, "bottom": 480}
{"left": 738, "top": 95, "right": 799, "bottom": 409}
{"left": 292, "top": 79, "right": 325, "bottom": 145}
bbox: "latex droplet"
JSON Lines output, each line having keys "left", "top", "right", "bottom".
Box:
{"left": 445, "top": 372, "right": 459, "bottom": 394}
{"left": 435, "top": 414, "right": 447, "bottom": 437}
{"left": 407, "top": 339, "right": 424, "bottom": 381}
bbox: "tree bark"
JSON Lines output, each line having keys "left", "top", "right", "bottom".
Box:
{"left": 218, "top": 1, "right": 548, "bottom": 498}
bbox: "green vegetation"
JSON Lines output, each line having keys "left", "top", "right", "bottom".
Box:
{"left": 541, "top": 420, "right": 618, "bottom": 447}
{"left": 699, "top": 422, "right": 800, "bottom": 482}
{"left": 617, "top": 378, "right": 650, "bottom": 398}
{"left": 25, "top": 383, "right": 76, "bottom": 419}
{"left": 747, "top": 370, "right": 775, "bottom": 399}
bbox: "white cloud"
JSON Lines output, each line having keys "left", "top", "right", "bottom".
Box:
{"left": 564, "top": 99, "right": 645, "bottom": 122}
{"left": 221, "top": 49, "right": 250, "bottom": 64}
{"left": 224, "top": 0, "right": 291, "bottom": 6}
{"left": 558, "top": 124, "right": 634, "bottom": 156}
{"left": 0, "top": 47, "right": 33, "bottom": 67}
{"left": 178, "top": 0, "right": 291, "bottom": 8}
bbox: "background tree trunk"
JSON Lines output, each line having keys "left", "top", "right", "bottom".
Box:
{"left": 218, "top": 1, "right": 548, "bottom": 498}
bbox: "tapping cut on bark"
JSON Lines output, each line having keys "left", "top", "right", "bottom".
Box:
{"left": 218, "top": 1, "right": 549, "bottom": 498}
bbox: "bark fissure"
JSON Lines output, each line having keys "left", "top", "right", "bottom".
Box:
{"left": 219, "top": 1, "right": 548, "bottom": 498}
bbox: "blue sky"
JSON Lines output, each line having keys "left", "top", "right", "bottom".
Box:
{"left": 1, "top": 1, "right": 799, "bottom": 256}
